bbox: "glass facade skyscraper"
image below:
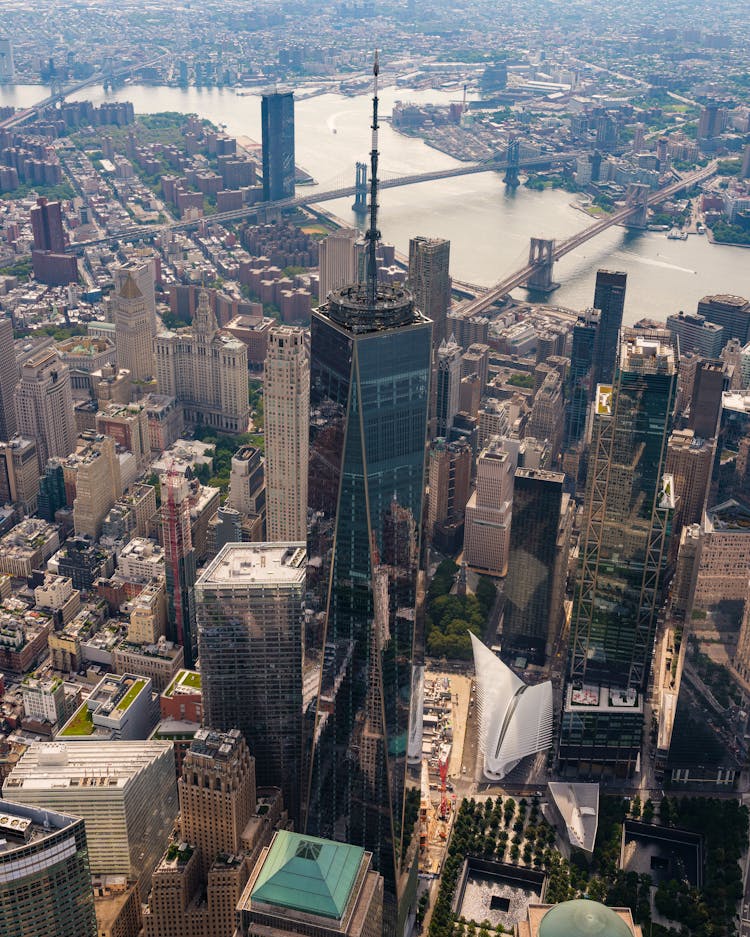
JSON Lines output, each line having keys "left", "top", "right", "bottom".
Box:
{"left": 593, "top": 269, "right": 627, "bottom": 386}
{"left": 305, "top": 283, "right": 431, "bottom": 936}
{"left": 560, "top": 329, "right": 677, "bottom": 778}
{"left": 565, "top": 307, "right": 599, "bottom": 447}
{"left": 261, "top": 90, "right": 295, "bottom": 201}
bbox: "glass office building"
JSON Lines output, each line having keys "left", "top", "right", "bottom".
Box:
{"left": 305, "top": 281, "right": 431, "bottom": 936}
{"left": 261, "top": 91, "right": 295, "bottom": 201}
{"left": 560, "top": 329, "right": 677, "bottom": 778}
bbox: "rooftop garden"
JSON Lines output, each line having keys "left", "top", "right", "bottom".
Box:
{"left": 60, "top": 704, "right": 94, "bottom": 736}
{"left": 164, "top": 669, "right": 201, "bottom": 696}
{"left": 114, "top": 678, "right": 146, "bottom": 714}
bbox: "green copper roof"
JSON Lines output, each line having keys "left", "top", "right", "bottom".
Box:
{"left": 251, "top": 831, "right": 364, "bottom": 919}
{"left": 539, "top": 899, "right": 633, "bottom": 937}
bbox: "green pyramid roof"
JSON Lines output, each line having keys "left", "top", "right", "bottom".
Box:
{"left": 251, "top": 831, "right": 365, "bottom": 919}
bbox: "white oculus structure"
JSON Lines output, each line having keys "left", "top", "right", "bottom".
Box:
{"left": 470, "top": 632, "right": 554, "bottom": 780}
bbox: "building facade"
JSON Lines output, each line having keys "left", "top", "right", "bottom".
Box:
{"left": 592, "top": 269, "right": 627, "bottom": 386}
{"left": 261, "top": 91, "right": 295, "bottom": 201}
{"left": 264, "top": 326, "right": 309, "bottom": 542}
{"left": 560, "top": 331, "right": 677, "bottom": 778}
{"left": 196, "top": 543, "right": 306, "bottom": 823}
{"left": 155, "top": 289, "right": 249, "bottom": 434}
{"left": 0, "top": 801, "right": 97, "bottom": 937}
{"left": 463, "top": 439, "right": 515, "bottom": 577}
{"left": 408, "top": 236, "right": 450, "bottom": 347}
{"left": 161, "top": 472, "right": 198, "bottom": 668}
{"left": 14, "top": 347, "right": 77, "bottom": 469}
{"left": 319, "top": 229, "right": 362, "bottom": 302}
{"left": 0, "top": 315, "right": 19, "bottom": 441}
{"left": 434, "top": 336, "right": 462, "bottom": 438}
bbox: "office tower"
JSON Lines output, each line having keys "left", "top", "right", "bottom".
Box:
{"left": 69, "top": 433, "right": 122, "bottom": 538}
{"left": 665, "top": 429, "right": 714, "bottom": 538}
{"left": 113, "top": 272, "right": 155, "bottom": 383}
{"left": 0, "top": 38, "right": 14, "bottom": 81}
{"left": 408, "top": 236, "right": 451, "bottom": 347}
{"left": 237, "top": 831, "right": 384, "bottom": 937}
{"left": 262, "top": 90, "right": 295, "bottom": 201}
{"left": 155, "top": 289, "right": 249, "bottom": 433}
{"left": 265, "top": 326, "right": 309, "bottom": 542}
{"left": 30, "top": 197, "right": 78, "bottom": 285}
{"left": 31, "top": 196, "right": 66, "bottom": 252}
{"left": 742, "top": 142, "right": 750, "bottom": 180}
{"left": 592, "top": 270, "right": 627, "bottom": 385}
{"left": 427, "top": 437, "right": 472, "bottom": 553}
{"left": 178, "top": 729, "right": 256, "bottom": 876}
{"left": 528, "top": 370, "right": 564, "bottom": 462}
{"left": 0, "top": 316, "right": 19, "bottom": 441}
{"left": 689, "top": 358, "right": 727, "bottom": 438}
{"left": 461, "top": 342, "right": 490, "bottom": 388}
{"left": 37, "top": 458, "right": 66, "bottom": 520}
{"left": 144, "top": 727, "right": 285, "bottom": 937}
{"left": 162, "top": 471, "right": 198, "bottom": 668}
{"left": 96, "top": 401, "right": 151, "bottom": 473}
{"left": 566, "top": 308, "right": 599, "bottom": 447}
{"left": 14, "top": 347, "right": 76, "bottom": 468}
{"left": 503, "top": 468, "right": 569, "bottom": 664}
{"left": 0, "top": 801, "right": 97, "bottom": 937}
{"left": 463, "top": 438, "right": 515, "bottom": 577}
{"left": 113, "top": 258, "right": 157, "bottom": 334}
{"left": 228, "top": 443, "right": 266, "bottom": 538}
{"left": 666, "top": 311, "right": 725, "bottom": 358}
{"left": 698, "top": 101, "right": 726, "bottom": 139}
{"left": 305, "top": 58, "right": 431, "bottom": 937}
{"left": 319, "top": 229, "right": 361, "bottom": 302}
{"left": 698, "top": 294, "right": 750, "bottom": 344}
{"left": 434, "top": 335, "right": 462, "bottom": 437}
{"left": 0, "top": 436, "right": 38, "bottom": 513}
{"left": 196, "top": 543, "right": 306, "bottom": 822}
{"left": 3, "top": 740, "right": 177, "bottom": 896}
{"left": 691, "top": 499, "right": 750, "bottom": 615}
{"left": 560, "top": 330, "right": 677, "bottom": 778}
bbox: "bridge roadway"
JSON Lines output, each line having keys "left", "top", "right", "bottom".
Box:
{"left": 66, "top": 150, "right": 585, "bottom": 251}
{"left": 456, "top": 162, "right": 719, "bottom": 319}
{"left": 0, "top": 54, "right": 168, "bottom": 130}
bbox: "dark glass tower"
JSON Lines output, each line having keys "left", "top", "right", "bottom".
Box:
{"left": 503, "top": 468, "right": 566, "bottom": 664}
{"left": 565, "top": 307, "right": 599, "bottom": 447}
{"left": 560, "top": 329, "right": 677, "bottom": 778}
{"left": 304, "top": 55, "right": 431, "bottom": 937}
{"left": 593, "top": 269, "right": 627, "bottom": 386}
{"left": 261, "top": 90, "right": 295, "bottom": 201}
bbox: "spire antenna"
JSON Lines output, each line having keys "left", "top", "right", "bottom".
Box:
{"left": 365, "top": 50, "right": 381, "bottom": 307}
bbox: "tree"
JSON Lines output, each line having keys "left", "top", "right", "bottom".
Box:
{"left": 642, "top": 799, "right": 655, "bottom": 824}
{"left": 631, "top": 795, "right": 641, "bottom": 819}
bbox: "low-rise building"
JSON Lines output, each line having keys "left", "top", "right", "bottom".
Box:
{"left": 0, "top": 518, "right": 60, "bottom": 578}
{"left": 57, "top": 672, "right": 156, "bottom": 742}
{"left": 113, "top": 638, "right": 184, "bottom": 693}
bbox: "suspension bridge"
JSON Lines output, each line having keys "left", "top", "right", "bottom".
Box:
{"left": 455, "top": 161, "right": 719, "bottom": 317}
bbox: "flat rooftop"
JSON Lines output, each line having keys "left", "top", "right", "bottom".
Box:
{"left": 0, "top": 801, "right": 79, "bottom": 856}
{"left": 621, "top": 333, "right": 677, "bottom": 375}
{"left": 197, "top": 542, "right": 306, "bottom": 586}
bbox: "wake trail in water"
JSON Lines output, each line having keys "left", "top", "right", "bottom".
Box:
{"left": 613, "top": 250, "right": 696, "bottom": 274}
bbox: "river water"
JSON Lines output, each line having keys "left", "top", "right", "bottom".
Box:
{"left": 2, "top": 82, "right": 748, "bottom": 324}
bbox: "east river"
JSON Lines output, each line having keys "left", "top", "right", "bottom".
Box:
{"left": 2, "top": 82, "right": 749, "bottom": 324}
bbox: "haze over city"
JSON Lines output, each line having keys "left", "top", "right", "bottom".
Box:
{"left": 0, "top": 3, "right": 749, "bottom": 937}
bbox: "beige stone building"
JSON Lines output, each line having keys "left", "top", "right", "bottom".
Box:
{"left": 14, "top": 347, "right": 77, "bottom": 469}
{"left": 463, "top": 438, "right": 515, "bottom": 577}
{"left": 65, "top": 433, "right": 122, "bottom": 539}
{"left": 264, "top": 326, "right": 309, "bottom": 542}
{"left": 113, "top": 272, "right": 156, "bottom": 383}
{"left": 155, "top": 289, "right": 249, "bottom": 435}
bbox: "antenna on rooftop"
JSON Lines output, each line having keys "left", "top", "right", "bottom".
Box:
{"left": 365, "top": 50, "right": 381, "bottom": 308}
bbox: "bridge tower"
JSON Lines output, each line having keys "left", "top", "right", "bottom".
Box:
{"left": 625, "top": 183, "right": 650, "bottom": 229}
{"left": 352, "top": 161, "right": 368, "bottom": 213}
{"left": 503, "top": 138, "right": 520, "bottom": 189}
{"left": 525, "top": 238, "right": 558, "bottom": 292}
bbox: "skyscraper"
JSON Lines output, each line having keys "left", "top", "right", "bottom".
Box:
{"left": 265, "top": 325, "right": 309, "bottom": 542}
{"left": 262, "top": 90, "right": 295, "bottom": 201}
{"left": 0, "top": 801, "right": 96, "bottom": 937}
{"left": 30, "top": 197, "right": 78, "bottom": 286}
{"left": 319, "top": 229, "right": 363, "bottom": 302}
{"left": 0, "top": 315, "right": 19, "bottom": 441}
{"left": 408, "top": 236, "right": 451, "bottom": 347}
{"left": 502, "top": 468, "right": 569, "bottom": 664}
{"left": 0, "top": 38, "right": 14, "bottom": 82}
{"left": 196, "top": 542, "right": 306, "bottom": 822}
{"left": 14, "top": 347, "right": 77, "bottom": 469}
{"left": 113, "top": 272, "right": 155, "bottom": 383}
{"left": 463, "top": 438, "right": 514, "bottom": 577}
{"left": 305, "top": 56, "right": 431, "bottom": 937}
{"left": 161, "top": 470, "right": 198, "bottom": 668}
{"left": 565, "top": 307, "right": 599, "bottom": 447}
{"left": 434, "top": 335, "right": 462, "bottom": 437}
{"left": 560, "top": 330, "right": 677, "bottom": 778}
{"left": 592, "top": 270, "right": 627, "bottom": 386}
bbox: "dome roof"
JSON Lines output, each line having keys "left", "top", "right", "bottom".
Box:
{"left": 539, "top": 900, "right": 633, "bottom": 937}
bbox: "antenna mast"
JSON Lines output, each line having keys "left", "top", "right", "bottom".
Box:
{"left": 365, "top": 51, "right": 381, "bottom": 307}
